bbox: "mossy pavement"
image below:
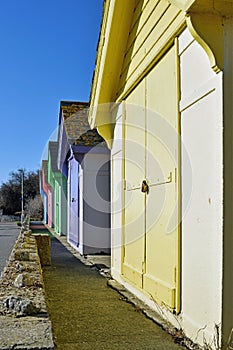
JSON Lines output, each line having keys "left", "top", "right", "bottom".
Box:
{"left": 31, "top": 222, "right": 185, "bottom": 350}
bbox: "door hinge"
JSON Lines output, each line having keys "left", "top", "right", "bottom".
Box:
{"left": 122, "top": 245, "right": 125, "bottom": 259}
{"left": 142, "top": 261, "right": 146, "bottom": 274}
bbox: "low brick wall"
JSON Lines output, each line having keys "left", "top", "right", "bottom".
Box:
{"left": 0, "top": 228, "right": 54, "bottom": 350}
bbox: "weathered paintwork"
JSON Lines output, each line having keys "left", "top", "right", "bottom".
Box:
{"left": 89, "top": 0, "right": 233, "bottom": 348}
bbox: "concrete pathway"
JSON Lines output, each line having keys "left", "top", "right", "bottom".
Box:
{"left": 0, "top": 222, "right": 20, "bottom": 274}
{"left": 42, "top": 235, "right": 185, "bottom": 350}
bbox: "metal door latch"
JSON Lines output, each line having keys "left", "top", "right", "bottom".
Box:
{"left": 141, "top": 180, "right": 149, "bottom": 194}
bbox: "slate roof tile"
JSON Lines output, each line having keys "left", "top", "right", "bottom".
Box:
{"left": 61, "top": 101, "right": 106, "bottom": 147}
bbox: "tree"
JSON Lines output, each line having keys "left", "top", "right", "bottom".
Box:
{"left": 24, "top": 195, "right": 44, "bottom": 220}
{"left": 0, "top": 169, "right": 40, "bottom": 215}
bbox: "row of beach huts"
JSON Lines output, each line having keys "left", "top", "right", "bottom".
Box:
{"left": 40, "top": 1, "right": 233, "bottom": 349}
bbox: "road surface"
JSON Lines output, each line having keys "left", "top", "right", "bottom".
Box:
{"left": 0, "top": 222, "right": 20, "bottom": 274}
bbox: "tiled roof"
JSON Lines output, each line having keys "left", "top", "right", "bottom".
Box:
{"left": 61, "top": 101, "right": 106, "bottom": 147}
{"left": 48, "top": 141, "right": 59, "bottom": 173}
{"left": 60, "top": 101, "right": 89, "bottom": 120}
{"left": 74, "top": 128, "right": 105, "bottom": 146}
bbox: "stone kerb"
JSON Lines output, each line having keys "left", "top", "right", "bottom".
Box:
{"left": 34, "top": 234, "right": 51, "bottom": 267}
{"left": 0, "top": 227, "right": 54, "bottom": 350}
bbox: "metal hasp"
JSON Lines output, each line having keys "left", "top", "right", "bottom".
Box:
{"left": 149, "top": 171, "right": 173, "bottom": 188}
{"left": 141, "top": 180, "right": 149, "bottom": 194}
{"left": 141, "top": 172, "right": 173, "bottom": 193}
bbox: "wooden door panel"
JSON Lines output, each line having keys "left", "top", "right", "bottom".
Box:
{"left": 123, "top": 80, "right": 146, "bottom": 289}
{"left": 69, "top": 161, "right": 79, "bottom": 246}
{"left": 123, "top": 45, "right": 180, "bottom": 311}
{"left": 145, "top": 45, "right": 180, "bottom": 311}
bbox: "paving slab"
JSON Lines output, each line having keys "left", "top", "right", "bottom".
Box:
{"left": 0, "top": 317, "right": 53, "bottom": 350}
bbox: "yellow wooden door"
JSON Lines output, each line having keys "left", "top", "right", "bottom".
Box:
{"left": 123, "top": 44, "right": 180, "bottom": 311}
{"left": 144, "top": 44, "right": 180, "bottom": 311}
{"left": 123, "top": 80, "right": 146, "bottom": 289}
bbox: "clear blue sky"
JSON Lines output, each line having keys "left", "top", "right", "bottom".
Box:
{"left": 0, "top": 0, "right": 103, "bottom": 184}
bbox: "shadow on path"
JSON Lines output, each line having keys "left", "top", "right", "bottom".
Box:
{"left": 41, "top": 237, "right": 184, "bottom": 350}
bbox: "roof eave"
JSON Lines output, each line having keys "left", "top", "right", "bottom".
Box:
{"left": 89, "top": 0, "right": 135, "bottom": 129}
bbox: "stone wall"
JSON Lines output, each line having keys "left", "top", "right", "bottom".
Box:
{"left": 0, "top": 227, "right": 54, "bottom": 350}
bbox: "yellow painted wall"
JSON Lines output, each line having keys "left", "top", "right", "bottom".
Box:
{"left": 116, "top": 0, "right": 185, "bottom": 99}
